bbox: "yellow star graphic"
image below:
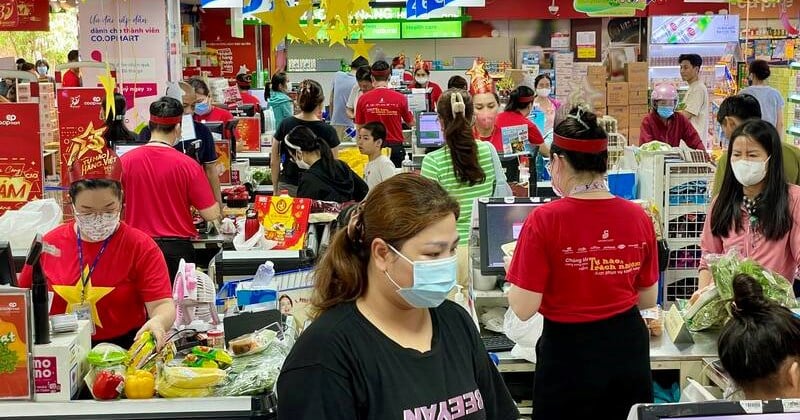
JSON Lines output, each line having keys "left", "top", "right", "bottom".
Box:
{"left": 466, "top": 58, "right": 486, "bottom": 81}
{"left": 347, "top": 36, "right": 374, "bottom": 61}
{"left": 349, "top": 18, "right": 365, "bottom": 34}
{"left": 322, "top": 0, "right": 353, "bottom": 24}
{"left": 52, "top": 265, "right": 115, "bottom": 328}
{"left": 67, "top": 122, "right": 108, "bottom": 167}
{"left": 327, "top": 18, "right": 349, "bottom": 48}
{"left": 98, "top": 63, "right": 116, "bottom": 120}
{"left": 254, "top": 0, "right": 309, "bottom": 49}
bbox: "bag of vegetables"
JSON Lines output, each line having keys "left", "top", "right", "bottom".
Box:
{"left": 681, "top": 249, "right": 797, "bottom": 331}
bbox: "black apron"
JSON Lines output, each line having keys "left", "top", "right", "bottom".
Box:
{"left": 533, "top": 306, "right": 652, "bottom": 420}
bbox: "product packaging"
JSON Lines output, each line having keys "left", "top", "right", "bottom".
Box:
{"left": 254, "top": 195, "right": 311, "bottom": 250}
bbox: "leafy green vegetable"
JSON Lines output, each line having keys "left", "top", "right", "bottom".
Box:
{"left": 87, "top": 343, "right": 128, "bottom": 367}
{"left": 216, "top": 340, "right": 288, "bottom": 396}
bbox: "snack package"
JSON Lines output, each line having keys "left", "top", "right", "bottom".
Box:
{"left": 254, "top": 195, "right": 311, "bottom": 250}
{"left": 128, "top": 331, "right": 157, "bottom": 373}
{"left": 183, "top": 346, "right": 233, "bottom": 369}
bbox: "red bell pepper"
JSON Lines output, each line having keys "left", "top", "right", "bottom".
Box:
{"left": 92, "top": 369, "right": 125, "bottom": 400}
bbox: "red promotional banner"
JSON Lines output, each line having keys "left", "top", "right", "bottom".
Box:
{"left": 0, "top": 290, "right": 34, "bottom": 400}
{"left": 235, "top": 117, "right": 261, "bottom": 152}
{"left": 56, "top": 88, "right": 107, "bottom": 187}
{"left": 0, "top": 0, "right": 49, "bottom": 31}
{"left": 0, "top": 103, "right": 42, "bottom": 217}
{"left": 215, "top": 140, "right": 232, "bottom": 185}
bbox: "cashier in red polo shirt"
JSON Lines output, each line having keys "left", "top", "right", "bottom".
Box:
{"left": 18, "top": 146, "right": 175, "bottom": 349}
{"left": 407, "top": 55, "right": 443, "bottom": 112}
{"left": 505, "top": 106, "right": 658, "bottom": 419}
{"left": 187, "top": 77, "right": 234, "bottom": 126}
{"left": 640, "top": 83, "right": 705, "bottom": 150}
{"left": 355, "top": 60, "right": 415, "bottom": 168}
{"left": 493, "top": 85, "right": 548, "bottom": 155}
{"left": 236, "top": 72, "right": 262, "bottom": 112}
{"left": 121, "top": 96, "right": 221, "bottom": 283}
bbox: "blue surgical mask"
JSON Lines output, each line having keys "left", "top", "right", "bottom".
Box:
{"left": 657, "top": 106, "right": 674, "bottom": 119}
{"left": 194, "top": 102, "right": 211, "bottom": 116}
{"left": 37, "top": 66, "right": 48, "bottom": 76}
{"left": 384, "top": 244, "right": 457, "bottom": 308}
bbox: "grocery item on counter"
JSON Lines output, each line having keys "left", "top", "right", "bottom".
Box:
{"left": 216, "top": 340, "right": 289, "bottom": 397}
{"left": 156, "top": 365, "right": 226, "bottom": 398}
{"left": 229, "top": 328, "right": 278, "bottom": 357}
{"left": 124, "top": 370, "right": 156, "bottom": 399}
{"left": 128, "top": 331, "right": 157, "bottom": 372}
{"left": 640, "top": 141, "right": 672, "bottom": 152}
{"left": 87, "top": 343, "right": 128, "bottom": 368}
{"left": 90, "top": 368, "right": 125, "bottom": 400}
{"left": 183, "top": 346, "right": 233, "bottom": 369}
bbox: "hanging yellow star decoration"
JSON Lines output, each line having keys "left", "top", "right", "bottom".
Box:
{"left": 52, "top": 265, "right": 115, "bottom": 328}
{"left": 322, "top": 0, "right": 353, "bottom": 24}
{"left": 349, "top": 18, "right": 365, "bottom": 35}
{"left": 67, "top": 122, "right": 108, "bottom": 168}
{"left": 327, "top": 18, "right": 349, "bottom": 48}
{"left": 98, "top": 64, "right": 116, "bottom": 121}
{"left": 347, "top": 36, "right": 374, "bottom": 61}
{"left": 254, "top": 0, "right": 309, "bottom": 49}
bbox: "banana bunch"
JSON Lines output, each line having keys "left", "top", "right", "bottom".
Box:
{"left": 127, "top": 332, "right": 157, "bottom": 372}
{"left": 156, "top": 366, "right": 227, "bottom": 398}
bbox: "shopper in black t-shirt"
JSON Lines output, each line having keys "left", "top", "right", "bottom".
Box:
{"left": 271, "top": 79, "right": 340, "bottom": 196}
{"left": 277, "top": 174, "right": 519, "bottom": 420}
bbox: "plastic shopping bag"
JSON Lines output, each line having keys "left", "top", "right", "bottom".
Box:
{"left": 0, "top": 199, "right": 62, "bottom": 249}
{"left": 233, "top": 222, "right": 276, "bottom": 251}
{"left": 502, "top": 307, "right": 543, "bottom": 363}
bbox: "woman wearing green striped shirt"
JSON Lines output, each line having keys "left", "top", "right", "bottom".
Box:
{"left": 421, "top": 89, "right": 496, "bottom": 288}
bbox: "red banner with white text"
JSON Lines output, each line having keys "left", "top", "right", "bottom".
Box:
{"left": 0, "top": 103, "right": 42, "bottom": 217}
{"left": 56, "top": 88, "right": 107, "bottom": 188}
{"left": 0, "top": 0, "right": 49, "bottom": 31}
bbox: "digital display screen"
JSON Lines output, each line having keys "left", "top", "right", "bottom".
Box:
{"left": 417, "top": 113, "right": 444, "bottom": 147}
{"left": 483, "top": 204, "right": 539, "bottom": 268}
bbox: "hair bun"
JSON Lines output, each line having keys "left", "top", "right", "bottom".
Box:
{"left": 731, "top": 273, "right": 772, "bottom": 316}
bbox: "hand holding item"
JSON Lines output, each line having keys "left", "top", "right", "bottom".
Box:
{"left": 689, "top": 283, "right": 715, "bottom": 306}
{"left": 136, "top": 318, "right": 167, "bottom": 350}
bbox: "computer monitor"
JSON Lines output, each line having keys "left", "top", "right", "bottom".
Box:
{"left": 415, "top": 112, "right": 445, "bottom": 148}
{"left": 236, "top": 104, "right": 256, "bottom": 117}
{"left": 636, "top": 400, "right": 799, "bottom": 419}
{"left": 0, "top": 241, "right": 16, "bottom": 286}
{"left": 476, "top": 197, "right": 556, "bottom": 275}
{"left": 203, "top": 121, "right": 224, "bottom": 139}
{"left": 115, "top": 143, "right": 141, "bottom": 157}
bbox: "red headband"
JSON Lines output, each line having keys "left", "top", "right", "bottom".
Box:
{"left": 371, "top": 68, "right": 391, "bottom": 77}
{"left": 553, "top": 134, "right": 608, "bottom": 153}
{"left": 150, "top": 115, "right": 182, "bottom": 125}
{"left": 517, "top": 95, "right": 535, "bottom": 104}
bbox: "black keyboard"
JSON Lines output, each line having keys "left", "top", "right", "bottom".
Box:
{"left": 481, "top": 334, "right": 516, "bottom": 352}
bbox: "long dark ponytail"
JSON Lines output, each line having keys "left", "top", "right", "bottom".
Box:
{"left": 711, "top": 120, "right": 790, "bottom": 240}
{"left": 436, "top": 89, "right": 485, "bottom": 186}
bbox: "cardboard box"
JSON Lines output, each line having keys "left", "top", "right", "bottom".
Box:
{"left": 606, "top": 82, "right": 629, "bottom": 106}
{"left": 607, "top": 105, "right": 630, "bottom": 128}
{"left": 594, "top": 107, "right": 607, "bottom": 118}
{"left": 33, "top": 321, "right": 91, "bottom": 401}
{"left": 625, "top": 62, "right": 649, "bottom": 84}
{"left": 591, "top": 96, "right": 606, "bottom": 113}
{"left": 628, "top": 127, "right": 642, "bottom": 146}
{"left": 629, "top": 89, "right": 649, "bottom": 105}
{"left": 587, "top": 65, "right": 606, "bottom": 84}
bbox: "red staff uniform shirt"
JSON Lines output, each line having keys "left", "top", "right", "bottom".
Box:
{"left": 354, "top": 87, "right": 414, "bottom": 144}
{"left": 506, "top": 197, "right": 659, "bottom": 323}
{"left": 194, "top": 106, "right": 234, "bottom": 125}
{"left": 239, "top": 91, "right": 262, "bottom": 112}
{"left": 17, "top": 222, "right": 172, "bottom": 341}
{"left": 408, "top": 81, "right": 443, "bottom": 111}
{"left": 121, "top": 146, "right": 217, "bottom": 239}
{"left": 639, "top": 111, "right": 705, "bottom": 150}
{"left": 491, "top": 111, "right": 545, "bottom": 153}
{"left": 61, "top": 68, "right": 81, "bottom": 87}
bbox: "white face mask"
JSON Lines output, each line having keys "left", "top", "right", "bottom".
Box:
{"left": 536, "top": 88, "right": 551, "bottom": 97}
{"left": 294, "top": 152, "right": 310, "bottom": 170}
{"left": 415, "top": 76, "right": 428, "bottom": 85}
{"left": 731, "top": 158, "right": 769, "bottom": 187}
{"left": 74, "top": 210, "right": 120, "bottom": 242}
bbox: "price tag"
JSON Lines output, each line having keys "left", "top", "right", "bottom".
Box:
{"left": 739, "top": 400, "right": 763, "bottom": 414}
{"left": 782, "top": 399, "right": 800, "bottom": 412}
{"left": 665, "top": 304, "right": 693, "bottom": 344}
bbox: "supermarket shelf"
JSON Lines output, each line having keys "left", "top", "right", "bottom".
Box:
{"left": 788, "top": 94, "right": 800, "bottom": 104}
{"left": 788, "top": 126, "right": 800, "bottom": 137}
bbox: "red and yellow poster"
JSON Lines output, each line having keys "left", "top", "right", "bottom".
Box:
{"left": 215, "top": 140, "right": 232, "bottom": 185}
{"left": 56, "top": 88, "right": 107, "bottom": 187}
{"left": 0, "top": 103, "right": 42, "bottom": 217}
{"left": 0, "top": 290, "right": 33, "bottom": 400}
{"left": 235, "top": 117, "right": 261, "bottom": 152}
{"left": 0, "top": 0, "right": 49, "bottom": 32}
{"left": 254, "top": 195, "right": 311, "bottom": 251}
